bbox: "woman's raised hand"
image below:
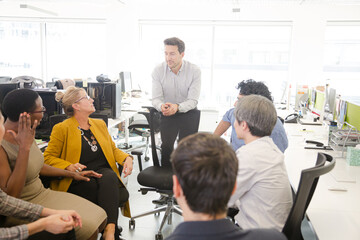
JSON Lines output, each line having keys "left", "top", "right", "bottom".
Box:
{"left": 7, "top": 113, "right": 38, "bottom": 150}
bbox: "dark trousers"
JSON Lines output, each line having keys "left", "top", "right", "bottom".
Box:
{"left": 68, "top": 168, "right": 129, "bottom": 224}
{"left": 29, "top": 229, "right": 76, "bottom": 240}
{"left": 160, "top": 109, "right": 200, "bottom": 168}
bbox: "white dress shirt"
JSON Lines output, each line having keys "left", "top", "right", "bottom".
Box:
{"left": 151, "top": 60, "right": 201, "bottom": 113}
{"left": 228, "top": 136, "right": 293, "bottom": 231}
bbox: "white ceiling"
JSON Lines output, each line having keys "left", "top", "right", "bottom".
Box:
{"left": 2, "top": 0, "right": 360, "bottom": 4}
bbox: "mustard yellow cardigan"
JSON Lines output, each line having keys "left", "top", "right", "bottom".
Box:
{"left": 44, "top": 116, "right": 131, "bottom": 217}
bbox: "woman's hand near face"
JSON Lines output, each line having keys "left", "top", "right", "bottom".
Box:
{"left": 7, "top": 113, "right": 38, "bottom": 150}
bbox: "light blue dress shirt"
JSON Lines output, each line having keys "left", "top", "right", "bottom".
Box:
{"left": 222, "top": 108, "right": 288, "bottom": 152}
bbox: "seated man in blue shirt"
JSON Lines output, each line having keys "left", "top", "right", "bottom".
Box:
{"left": 166, "top": 132, "right": 286, "bottom": 240}
{"left": 214, "top": 79, "right": 288, "bottom": 153}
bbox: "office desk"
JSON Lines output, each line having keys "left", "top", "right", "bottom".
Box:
{"left": 109, "top": 97, "right": 151, "bottom": 148}
{"left": 284, "top": 123, "right": 360, "bottom": 240}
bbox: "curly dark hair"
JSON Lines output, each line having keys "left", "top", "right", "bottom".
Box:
{"left": 236, "top": 79, "right": 273, "bottom": 102}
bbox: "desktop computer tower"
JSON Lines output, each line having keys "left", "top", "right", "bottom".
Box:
{"left": 87, "top": 82, "right": 121, "bottom": 119}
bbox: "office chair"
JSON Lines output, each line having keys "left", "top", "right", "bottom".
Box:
{"left": 49, "top": 114, "right": 68, "bottom": 131}
{"left": 129, "top": 107, "right": 182, "bottom": 240}
{"left": 49, "top": 113, "right": 108, "bottom": 133}
{"left": 89, "top": 112, "right": 109, "bottom": 126}
{"left": 127, "top": 112, "right": 151, "bottom": 161}
{"left": 282, "top": 152, "right": 335, "bottom": 240}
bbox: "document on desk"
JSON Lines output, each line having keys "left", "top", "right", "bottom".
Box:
{"left": 298, "top": 118, "right": 322, "bottom": 126}
{"left": 331, "top": 170, "right": 357, "bottom": 183}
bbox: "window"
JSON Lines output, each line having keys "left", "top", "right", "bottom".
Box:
{"left": 213, "top": 25, "right": 291, "bottom": 107}
{"left": 46, "top": 22, "right": 106, "bottom": 80}
{"left": 0, "top": 22, "right": 42, "bottom": 78}
{"left": 139, "top": 21, "right": 292, "bottom": 108}
{"left": 0, "top": 20, "right": 106, "bottom": 82}
{"left": 323, "top": 23, "right": 360, "bottom": 96}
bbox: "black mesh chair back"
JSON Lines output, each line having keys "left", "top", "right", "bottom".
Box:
{"left": 129, "top": 107, "right": 181, "bottom": 240}
{"left": 89, "top": 112, "right": 108, "bottom": 126}
{"left": 282, "top": 152, "right": 335, "bottom": 240}
{"left": 137, "top": 107, "right": 172, "bottom": 189}
{"left": 49, "top": 114, "right": 68, "bottom": 132}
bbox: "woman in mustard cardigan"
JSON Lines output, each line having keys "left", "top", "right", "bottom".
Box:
{"left": 44, "top": 86, "right": 133, "bottom": 240}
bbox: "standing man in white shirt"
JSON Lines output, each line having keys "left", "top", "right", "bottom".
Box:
{"left": 228, "top": 95, "right": 293, "bottom": 231}
{"left": 152, "top": 37, "right": 201, "bottom": 168}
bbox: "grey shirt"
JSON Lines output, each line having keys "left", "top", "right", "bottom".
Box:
{"left": 152, "top": 60, "right": 201, "bottom": 113}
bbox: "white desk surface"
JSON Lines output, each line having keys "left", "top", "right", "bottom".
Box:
{"left": 108, "top": 97, "right": 152, "bottom": 129}
{"left": 284, "top": 123, "right": 360, "bottom": 240}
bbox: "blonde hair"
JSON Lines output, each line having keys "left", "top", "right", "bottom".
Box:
{"left": 55, "top": 86, "right": 85, "bottom": 117}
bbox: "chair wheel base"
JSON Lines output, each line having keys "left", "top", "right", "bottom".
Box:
{"left": 155, "top": 233, "right": 163, "bottom": 240}
{"left": 129, "top": 219, "right": 135, "bottom": 229}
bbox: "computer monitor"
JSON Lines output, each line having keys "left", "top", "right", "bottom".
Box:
{"left": 326, "top": 88, "right": 337, "bottom": 114}
{"left": 119, "top": 72, "right": 132, "bottom": 94}
{"left": 0, "top": 83, "right": 19, "bottom": 110}
{"left": 35, "top": 89, "right": 62, "bottom": 139}
{"left": 310, "top": 89, "right": 317, "bottom": 106}
{"left": 87, "top": 82, "right": 121, "bottom": 119}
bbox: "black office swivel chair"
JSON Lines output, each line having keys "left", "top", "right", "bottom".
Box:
{"left": 128, "top": 112, "right": 151, "bottom": 161}
{"left": 129, "top": 107, "right": 182, "bottom": 240}
{"left": 49, "top": 113, "right": 108, "bottom": 130}
{"left": 282, "top": 152, "right": 335, "bottom": 240}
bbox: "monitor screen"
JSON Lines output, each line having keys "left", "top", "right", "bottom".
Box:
{"left": 119, "top": 72, "right": 132, "bottom": 93}
{"left": 311, "top": 89, "right": 316, "bottom": 105}
{"left": 87, "top": 82, "right": 121, "bottom": 119}
{"left": 35, "top": 89, "right": 62, "bottom": 139}
{"left": 326, "top": 88, "right": 337, "bottom": 114}
{"left": 0, "top": 83, "right": 18, "bottom": 110}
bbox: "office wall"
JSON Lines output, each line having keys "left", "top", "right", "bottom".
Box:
{"left": 1, "top": 1, "right": 360, "bottom": 92}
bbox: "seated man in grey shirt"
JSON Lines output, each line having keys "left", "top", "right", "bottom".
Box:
{"left": 214, "top": 79, "right": 288, "bottom": 153}
{"left": 166, "top": 132, "right": 286, "bottom": 240}
{"left": 152, "top": 37, "right": 201, "bottom": 168}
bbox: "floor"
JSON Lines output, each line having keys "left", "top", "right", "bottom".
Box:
{"left": 116, "top": 137, "right": 183, "bottom": 240}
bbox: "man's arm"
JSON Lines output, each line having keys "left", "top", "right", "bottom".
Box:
{"left": 177, "top": 66, "right": 201, "bottom": 113}
{"left": 0, "top": 189, "right": 43, "bottom": 221}
{"left": 214, "top": 120, "right": 231, "bottom": 136}
{"left": 0, "top": 188, "right": 42, "bottom": 240}
{"left": 151, "top": 67, "right": 164, "bottom": 112}
{"left": 27, "top": 214, "right": 76, "bottom": 236}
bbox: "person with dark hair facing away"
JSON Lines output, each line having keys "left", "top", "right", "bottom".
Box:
{"left": 228, "top": 95, "right": 292, "bottom": 231}
{"left": 214, "top": 79, "right": 288, "bottom": 153}
{"left": 152, "top": 37, "right": 201, "bottom": 168}
{"left": 44, "top": 86, "right": 133, "bottom": 240}
{"left": 167, "top": 132, "right": 286, "bottom": 240}
{"left": 0, "top": 88, "right": 107, "bottom": 240}
{"left": 0, "top": 111, "right": 81, "bottom": 240}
